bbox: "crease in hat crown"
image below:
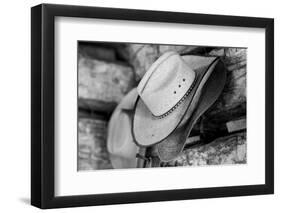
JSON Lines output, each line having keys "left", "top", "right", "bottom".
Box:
{"left": 137, "top": 51, "right": 196, "bottom": 117}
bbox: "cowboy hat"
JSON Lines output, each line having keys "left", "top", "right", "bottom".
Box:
{"left": 132, "top": 51, "right": 226, "bottom": 161}
{"left": 107, "top": 88, "right": 139, "bottom": 169}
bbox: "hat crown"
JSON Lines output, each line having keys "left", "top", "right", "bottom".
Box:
{"left": 137, "top": 52, "right": 196, "bottom": 117}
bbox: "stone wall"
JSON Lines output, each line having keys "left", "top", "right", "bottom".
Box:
{"left": 78, "top": 42, "right": 247, "bottom": 170}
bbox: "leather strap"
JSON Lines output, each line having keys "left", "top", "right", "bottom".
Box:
{"left": 136, "top": 147, "right": 148, "bottom": 168}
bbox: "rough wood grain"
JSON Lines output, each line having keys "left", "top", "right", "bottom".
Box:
{"left": 120, "top": 44, "right": 205, "bottom": 81}
{"left": 78, "top": 118, "right": 113, "bottom": 171}
{"left": 78, "top": 43, "right": 117, "bottom": 62}
{"left": 78, "top": 57, "right": 136, "bottom": 109}
{"left": 121, "top": 44, "right": 159, "bottom": 81}
{"left": 168, "top": 131, "right": 246, "bottom": 166}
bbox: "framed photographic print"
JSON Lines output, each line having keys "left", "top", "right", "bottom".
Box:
{"left": 31, "top": 3, "right": 274, "bottom": 209}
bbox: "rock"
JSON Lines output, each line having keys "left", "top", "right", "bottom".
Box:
{"left": 78, "top": 57, "right": 136, "bottom": 107}
{"left": 78, "top": 118, "right": 112, "bottom": 170}
{"left": 171, "top": 132, "right": 246, "bottom": 166}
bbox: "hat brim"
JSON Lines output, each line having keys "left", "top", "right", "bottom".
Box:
{"left": 107, "top": 88, "right": 139, "bottom": 168}
{"left": 156, "top": 60, "right": 226, "bottom": 161}
{"left": 109, "top": 153, "right": 138, "bottom": 169}
{"left": 132, "top": 56, "right": 220, "bottom": 147}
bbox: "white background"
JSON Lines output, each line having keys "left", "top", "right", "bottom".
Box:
{"left": 0, "top": 0, "right": 279, "bottom": 212}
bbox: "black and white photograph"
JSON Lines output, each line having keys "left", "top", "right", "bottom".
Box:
{"left": 77, "top": 42, "right": 247, "bottom": 170}
{"left": 29, "top": 2, "right": 274, "bottom": 209}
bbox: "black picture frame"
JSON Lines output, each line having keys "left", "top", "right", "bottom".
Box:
{"left": 31, "top": 3, "right": 274, "bottom": 209}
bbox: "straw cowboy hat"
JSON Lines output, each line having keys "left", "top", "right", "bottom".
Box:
{"left": 107, "top": 88, "right": 139, "bottom": 169}
{"left": 132, "top": 51, "right": 226, "bottom": 162}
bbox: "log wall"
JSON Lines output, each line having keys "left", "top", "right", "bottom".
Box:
{"left": 78, "top": 43, "right": 247, "bottom": 170}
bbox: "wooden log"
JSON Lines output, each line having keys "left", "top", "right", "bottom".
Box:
{"left": 158, "top": 45, "right": 202, "bottom": 55}
{"left": 78, "top": 57, "right": 136, "bottom": 110}
{"left": 218, "top": 48, "right": 246, "bottom": 111}
{"left": 78, "top": 109, "right": 111, "bottom": 122}
{"left": 120, "top": 44, "right": 205, "bottom": 81}
{"left": 169, "top": 131, "right": 247, "bottom": 166}
{"left": 78, "top": 117, "right": 113, "bottom": 170}
{"left": 226, "top": 118, "right": 246, "bottom": 133}
{"left": 120, "top": 44, "right": 159, "bottom": 81}
{"left": 78, "top": 43, "right": 117, "bottom": 62}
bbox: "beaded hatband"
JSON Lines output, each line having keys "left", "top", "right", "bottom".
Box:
{"left": 155, "top": 74, "right": 197, "bottom": 119}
